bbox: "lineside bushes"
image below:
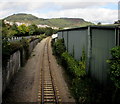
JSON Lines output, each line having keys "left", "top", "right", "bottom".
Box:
{"left": 107, "top": 46, "right": 120, "bottom": 103}
{"left": 61, "top": 52, "right": 86, "bottom": 78}
{"left": 52, "top": 39, "right": 92, "bottom": 103}
{"left": 52, "top": 39, "right": 120, "bottom": 104}
{"left": 2, "top": 34, "right": 46, "bottom": 68}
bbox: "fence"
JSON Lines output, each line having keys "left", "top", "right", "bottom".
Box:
{"left": 58, "top": 25, "right": 120, "bottom": 84}
{"left": 3, "top": 35, "right": 39, "bottom": 42}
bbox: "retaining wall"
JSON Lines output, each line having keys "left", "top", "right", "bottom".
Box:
{"left": 2, "top": 38, "right": 40, "bottom": 93}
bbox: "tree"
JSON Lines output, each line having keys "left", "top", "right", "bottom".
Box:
{"left": 17, "top": 24, "right": 29, "bottom": 36}
{"left": 45, "top": 27, "right": 53, "bottom": 36}
{"left": 28, "top": 24, "right": 39, "bottom": 35}
{"left": 97, "top": 22, "right": 101, "bottom": 25}
{"left": 2, "top": 20, "right": 16, "bottom": 38}
{"left": 38, "top": 27, "right": 46, "bottom": 34}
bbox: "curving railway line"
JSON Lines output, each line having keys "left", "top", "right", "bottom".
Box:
{"left": 38, "top": 37, "right": 61, "bottom": 103}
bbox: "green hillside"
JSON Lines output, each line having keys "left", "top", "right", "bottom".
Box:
{"left": 4, "top": 13, "right": 94, "bottom": 28}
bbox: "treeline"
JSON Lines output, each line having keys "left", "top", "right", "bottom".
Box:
{"left": 2, "top": 20, "right": 58, "bottom": 38}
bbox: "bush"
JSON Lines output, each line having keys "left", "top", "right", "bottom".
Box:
{"left": 107, "top": 46, "right": 120, "bottom": 103}
{"left": 52, "top": 39, "right": 89, "bottom": 103}
{"left": 2, "top": 40, "right": 22, "bottom": 62}
{"left": 2, "top": 38, "right": 29, "bottom": 67}
{"left": 62, "top": 52, "right": 86, "bottom": 78}
{"left": 107, "top": 46, "right": 120, "bottom": 89}
{"left": 52, "top": 39, "right": 120, "bottom": 103}
{"left": 53, "top": 39, "right": 66, "bottom": 56}
{"left": 71, "top": 78, "right": 91, "bottom": 104}
{"left": 38, "top": 34, "right": 47, "bottom": 40}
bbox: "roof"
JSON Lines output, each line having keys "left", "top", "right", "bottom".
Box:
{"left": 58, "top": 25, "right": 119, "bottom": 32}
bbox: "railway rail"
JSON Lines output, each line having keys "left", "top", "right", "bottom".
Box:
{"left": 38, "top": 37, "right": 61, "bottom": 103}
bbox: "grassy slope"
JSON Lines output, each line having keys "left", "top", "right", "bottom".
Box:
{"left": 4, "top": 13, "right": 94, "bottom": 28}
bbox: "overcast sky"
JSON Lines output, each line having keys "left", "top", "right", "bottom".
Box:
{"left": 0, "top": 0, "right": 119, "bottom": 24}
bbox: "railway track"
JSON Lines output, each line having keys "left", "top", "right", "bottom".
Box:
{"left": 38, "top": 38, "right": 61, "bottom": 103}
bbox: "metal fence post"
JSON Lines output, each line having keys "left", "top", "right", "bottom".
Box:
{"left": 87, "top": 26, "right": 92, "bottom": 74}
{"left": 67, "top": 31, "right": 69, "bottom": 52}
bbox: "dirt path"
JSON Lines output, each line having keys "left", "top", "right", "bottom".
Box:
{"left": 3, "top": 37, "right": 75, "bottom": 103}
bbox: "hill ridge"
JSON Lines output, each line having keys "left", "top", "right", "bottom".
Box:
{"left": 4, "top": 13, "right": 94, "bottom": 28}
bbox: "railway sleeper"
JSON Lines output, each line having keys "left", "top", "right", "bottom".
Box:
{"left": 44, "top": 93, "right": 54, "bottom": 95}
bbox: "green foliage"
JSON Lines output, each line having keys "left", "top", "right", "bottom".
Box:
{"left": 2, "top": 34, "right": 45, "bottom": 68}
{"left": 2, "top": 19, "right": 56, "bottom": 37}
{"left": 52, "top": 39, "right": 120, "bottom": 103}
{"left": 52, "top": 39, "right": 91, "bottom": 103}
{"left": 79, "top": 49, "right": 86, "bottom": 71}
{"left": 2, "top": 39, "right": 22, "bottom": 67}
{"left": 53, "top": 39, "right": 66, "bottom": 56}
{"left": 37, "top": 34, "right": 47, "bottom": 40}
{"left": 45, "top": 27, "right": 53, "bottom": 36}
{"left": 6, "top": 13, "right": 39, "bottom": 21}
{"left": 28, "top": 24, "right": 39, "bottom": 35}
{"left": 17, "top": 24, "right": 29, "bottom": 36}
{"left": 62, "top": 52, "right": 86, "bottom": 78}
{"left": 2, "top": 38, "right": 29, "bottom": 67}
{"left": 2, "top": 20, "right": 17, "bottom": 38}
{"left": 53, "top": 39, "right": 86, "bottom": 77}
{"left": 107, "top": 46, "right": 120, "bottom": 89}
{"left": 71, "top": 78, "right": 91, "bottom": 103}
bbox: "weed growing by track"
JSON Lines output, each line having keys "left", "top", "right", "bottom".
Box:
{"left": 52, "top": 39, "right": 91, "bottom": 103}
{"left": 52, "top": 38, "right": 120, "bottom": 104}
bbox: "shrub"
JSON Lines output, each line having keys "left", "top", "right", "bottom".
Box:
{"left": 38, "top": 34, "right": 47, "bottom": 40}
{"left": 107, "top": 46, "right": 120, "bottom": 89}
{"left": 52, "top": 38, "right": 88, "bottom": 103}
{"left": 62, "top": 52, "right": 86, "bottom": 78}
{"left": 71, "top": 78, "right": 91, "bottom": 104}
{"left": 2, "top": 38, "right": 29, "bottom": 67}
{"left": 107, "top": 46, "right": 120, "bottom": 103}
{"left": 53, "top": 39, "right": 66, "bottom": 56}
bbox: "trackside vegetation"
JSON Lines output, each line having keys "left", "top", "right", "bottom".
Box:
{"left": 52, "top": 39, "right": 90, "bottom": 103}
{"left": 107, "top": 46, "right": 120, "bottom": 103}
{"left": 2, "top": 19, "right": 58, "bottom": 38}
{"left": 52, "top": 39, "right": 120, "bottom": 104}
{"left": 2, "top": 18, "right": 54, "bottom": 68}
{"left": 2, "top": 34, "right": 46, "bottom": 68}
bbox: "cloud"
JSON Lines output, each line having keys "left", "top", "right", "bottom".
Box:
{"left": 0, "top": 1, "right": 118, "bottom": 24}
{"left": 37, "top": 8, "right": 117, "bottom": 24}
{"left": 53, "top": 2, "right": 109, "bottom": 10}
{"left": 0, "top": 2, "right": 48, "bottom": 18}
{"left": 0, "top": 0, "right": 119, "bottom": 2}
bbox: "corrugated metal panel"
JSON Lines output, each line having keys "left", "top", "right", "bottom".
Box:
{"left": 90, "top": 28, "right": 115, "bottom": 83}
{"left": 68, "top": 29, "right": 88, "bottom": 60}
{"left": 58, "top": 31, "right": 63, "bottom": 39}
{"left": 57, "top": 25, "right": 118, "bottom": 84}
{"left": 63, "top": 31, "right": 68, "bottom": 50}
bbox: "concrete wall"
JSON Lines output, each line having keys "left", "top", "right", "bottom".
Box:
{"left": 2, "top": 50, "right": 21, "bottom": 92}
{"left": 29, "top": 39, "right": 40, "bottom": 55}
{"left": 2, "top": 38, "right": 40, "bottom": 93}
